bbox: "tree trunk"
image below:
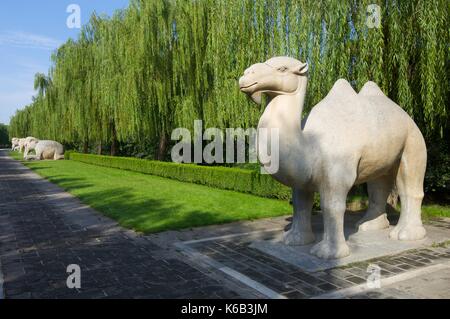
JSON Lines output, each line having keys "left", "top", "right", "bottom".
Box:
{"left": 156, "top": 134, "right": 168, "bottom": 161}
{"left": 83, "top": 140, "right": 89, "bottom": 154}
{"left": 97, "top": 141, "right": 102, "bottom": 155}
{"left": 110, "top": 124, "right": 118, "bottom": 156}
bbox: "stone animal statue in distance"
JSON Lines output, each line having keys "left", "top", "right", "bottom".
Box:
{"left": 18, "top": 138, "right": 27, "bottom": 153}
{"left": 239, "top": 56, "right": 427, "bottom": 259}
{"left": 11, "top": 137, "right": 20, "bottom": 151}
{"left": 23, "top": 136, "right": 39, "bottom": 158}
{"left": 24, "top": 140, "right": 65, "bottom": 161}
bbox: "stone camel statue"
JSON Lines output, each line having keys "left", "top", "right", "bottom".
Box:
{"left": 239, "top": 56, "right": 427, "bottom": 259}
{"left": 24, "top": 140, "right": 65, "bottom": 161}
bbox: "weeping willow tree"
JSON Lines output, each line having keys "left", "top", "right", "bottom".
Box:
{"left": 9, "top": 0, "right": 449, "bottom": 161}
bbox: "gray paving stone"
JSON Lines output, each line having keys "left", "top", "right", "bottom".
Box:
{"left": 0, "top": 150, "right": 247, "bottom": 299}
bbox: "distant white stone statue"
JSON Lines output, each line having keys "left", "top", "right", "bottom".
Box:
{"left": 239, "top": 56, "right": 427, "bottom": 259}
{"left": 24, "top": 140, "right": 65, "bottom": 161}
{"left": 11, "top": 137, "right": 20, "bottom": 151}
{"left": 23, "top": 136, "right": 40, "bottom": 158}
{"left": 18, "top": 138, "right": 27, "bottom": 153}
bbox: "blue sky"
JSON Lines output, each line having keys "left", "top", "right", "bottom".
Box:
{"left": 0, "top": 0, "right": 129, "bottom": 124}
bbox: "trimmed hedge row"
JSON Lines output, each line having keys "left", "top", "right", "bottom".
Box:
{"left": 66, "top": 152, "right": 291, "bottom": 200}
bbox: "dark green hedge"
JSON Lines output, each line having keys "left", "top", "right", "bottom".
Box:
{"left": 67, "top": 152, "right": 291, "bottom": 200}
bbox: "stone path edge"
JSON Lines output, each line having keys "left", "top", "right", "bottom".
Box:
{"left": 175, "top": 241, "right": 285, "bottom": 299}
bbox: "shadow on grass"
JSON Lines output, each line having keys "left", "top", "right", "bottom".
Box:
{"left": 9, "top": 150, "right": 275, "bottom": 238}
{"left": 25, "top": 165, "right": 53, "bottom": 170}
{"left": 25, "top": 169, "right": 242, "bottom": 233}
{"left": 74, "top": 186, "right": 240, "bottom": 233}
{"left": 26, "top": 167, "right": 95, "bottom": 192}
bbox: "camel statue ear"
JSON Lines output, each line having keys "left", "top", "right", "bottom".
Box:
{"left": 293, "top": 62, "right": 308, "bottom": 76}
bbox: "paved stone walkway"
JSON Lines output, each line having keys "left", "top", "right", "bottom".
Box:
{"left": 0, "top": 149, "right": 449, "bottom": 299}
{"left": 0, "top": 150, "right": 256, "bottom": 299}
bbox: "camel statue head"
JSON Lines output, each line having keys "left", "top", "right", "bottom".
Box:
{"left": 239, "top": 56, "right": 308, "bottom": 105}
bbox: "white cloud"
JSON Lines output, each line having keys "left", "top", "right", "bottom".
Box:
{"left": 0, "top": 31, "right": 62, "bottom": 50}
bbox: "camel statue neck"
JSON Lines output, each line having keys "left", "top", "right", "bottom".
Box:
{"left": 257, "top": 75, "right": 311, "bottom": 185}
{"left": 266, "top": 76, "right": 308, "bottom": 133}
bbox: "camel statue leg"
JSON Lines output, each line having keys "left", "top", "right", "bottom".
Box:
{"left": 34, "top": 149, "right": 43, "bottom": 161}
{"left": 24, "top": 155, "right": 37, "bottom": 160}
{"left": 390, "top": 130, "right": 427, "bottom": 240}
{"left": 54, "top": 153, "right": 64, "bottom": 160}
{"left": 356, "top": 175, "right": 393, "bottom": 231}
{"left": 310, "top": 187, "right": 350, "bottom": 259}
{"left": 284, "top": 188, "right": 315, "bottom": 246}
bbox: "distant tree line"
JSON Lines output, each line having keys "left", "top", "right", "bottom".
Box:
{"left": 0, "top": 124, "right": 9, "bottom": 147}
{"left": 8, "top": 0, "right": 449, "bottom": 196}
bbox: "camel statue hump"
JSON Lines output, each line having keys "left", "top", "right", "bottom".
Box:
{"left": 320, "top": 79, "right": 358, "bottom": 107}
{"left": 331, "top": 79, "right": 357, "bottom": 94}
{"left": 359, "top": 81, "right": 384, "bottom": 96}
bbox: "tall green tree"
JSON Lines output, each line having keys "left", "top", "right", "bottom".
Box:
{"left": 9, "top": 0, "right": 448, "bottom": 159}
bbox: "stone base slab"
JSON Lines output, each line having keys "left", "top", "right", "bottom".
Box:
{"left": 250, "top": 224, "right": 450, "bottom": 272}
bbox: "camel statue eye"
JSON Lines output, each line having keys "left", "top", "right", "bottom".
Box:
{"left": 278, "top": 66, "right": 288, "bottom": 72}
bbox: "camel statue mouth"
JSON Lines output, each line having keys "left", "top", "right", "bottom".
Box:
{"left": 239, "top": 82, "right": 258, "bottom": 91}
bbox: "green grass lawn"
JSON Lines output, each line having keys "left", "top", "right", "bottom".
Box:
{"left": 10, "top": 151, "right": 23, "bottom": 160}
{"left": 422, "top": 205, "right": 450, "bottom": 220}
{"left": 10, "top": 151, "right": 291, "bottom": 233}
